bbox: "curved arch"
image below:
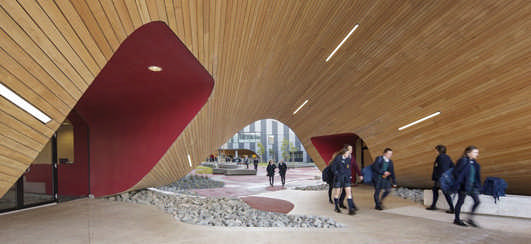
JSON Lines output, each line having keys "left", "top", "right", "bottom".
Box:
{"left": 73, "top": 21, "right": 214, "bottom": 196}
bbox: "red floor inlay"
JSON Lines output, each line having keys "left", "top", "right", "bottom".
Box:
{"left": 240, "top": 196, "right": 294, "bottom": 214}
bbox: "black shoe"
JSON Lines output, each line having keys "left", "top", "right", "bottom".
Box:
{"left": 375, "top": 205, "right": 383, "bottom": 211}
{"left": 348, "top": 209, "right": 356, "bottom": 215}
{"left": 339, "top": 204, "right": 347, "bottom": 209}
{"left": 446, "top": 209, "right": 455, "bottom": 214}
{"left": 329, "top": 199, "right": 334, "bottom": 204}
{"left": 466, "top": 219, "right": 479, "bottom": 228}
{"left": 353, "top": 206, "right": 359, "bottom": 211}
{"left": 334, "top": 207, "right": 341, "bottom": 213}
{"left": 453, "top": 220, "right": 467, "bottom": 227}
{"left": 426, "top": 206, "right": 437, "bottom": 210}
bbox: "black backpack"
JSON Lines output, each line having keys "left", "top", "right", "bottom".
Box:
{"left": 322, "top": 166, "right": 331, "bottom": 182}
{"left": 481, "top": 177, "right": 508, "bottom": 203}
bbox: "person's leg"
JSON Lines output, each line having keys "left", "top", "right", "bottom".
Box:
{"left": 374, "top": 184, "right": 382, "bottom": 209}
{"left": 454, "top": 191, "right": 466, "bottom": 225}
{"left": 339, "top": 188, "right": 347, "bottom": 208}
{"left": 380, "top": 187, "right": 391, "bottom": 208}
{"left": 345, "top": 187, "right": 356, "bottom": 215}
{"left": 333, "top": 187, "right": 342, "bottom": 212}
{"left": 282, "top": 174, "right": 286, "bottom": 185}
{"left": 466, "top": 192, "right": 481, "bottom": 227}
{"left": 443, "top": 191, "right": 455, "bottom": 212}
{"left": 428, "top": 183, "right": 439, "bottom": 209}
{"left": 328, "top": 184, "right": 334, "bottom": 203}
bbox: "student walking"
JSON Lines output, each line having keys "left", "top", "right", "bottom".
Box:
{"left": 266, "top": 160, "right": 276, "bottom": 186}
{"left": 372, "top": 148, "right": 397, "bottom": 210}
{"left": 453, "top": 146, "right": 482, "bottom": 227}
{"left": 426, "top": 145, "right": 455, "bottom": 213}
{"left": 331, "top": 148, "right": 357, "bottom": 215}
{"left": 244, "top": 155, "right": 249, "bottom": 169}
{"left": 278, "top": 160, "right": 288, "bottom": 186}
{"left": 253, "top": 157, "right": 259, "bottom": 170}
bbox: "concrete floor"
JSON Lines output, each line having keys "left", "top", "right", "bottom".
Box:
{"left": 1, "top": 186, "right": 530, "bottom": 244}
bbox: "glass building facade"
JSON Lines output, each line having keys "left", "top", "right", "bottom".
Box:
{"left": 219, "top": 119, "right": 312, "bottom": 162}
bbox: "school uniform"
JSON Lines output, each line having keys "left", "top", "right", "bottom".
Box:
{"left": 428, "top": 153, "right": 455, "bottom": 211}
{"left": 278, "top": 162, "right": 288, "bottom": 186}
{"left": 266, "top": 164, "right": 277, "bottom": 186}
{"left": 453, "top": 156, "right": 481, "bottom": 225}
{"left": 331, "top": 154, "right": 357, "bottom": 214}
{"left": 371, "top": 156, "right": 396, "bottom": 209}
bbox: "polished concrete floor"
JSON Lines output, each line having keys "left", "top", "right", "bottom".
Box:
{"left": 1, "top": 186, "right": 530, "bottom": 244}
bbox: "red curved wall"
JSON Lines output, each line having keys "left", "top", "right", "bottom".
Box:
{"left": 311, "top": 133, "right": 360, "bottom": 180}
{"left": 74, "top": 21, "right": 214, "bottom": 196}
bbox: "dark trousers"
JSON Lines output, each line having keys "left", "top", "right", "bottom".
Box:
{"left": 254, "top": 164, "right": 258, "bottom": 170}
{"left": 268, "top": 176, "right": 274, "bottom": 186}
{"left": 374, "top": 185, "right": 391, "bottom": 206}
{"left": 280, "top": 173, "right": 286, "bottom": 185}
{"left": 431, "top": 182, "right": 454, "bottom": 210}
{"left": 328, "top": 184, "right": 346, "bottom": 203}
{"left": 455, "top": 191, "right": 480, "bottom": 221}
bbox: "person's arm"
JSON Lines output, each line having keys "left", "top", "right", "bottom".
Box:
{"left": 432, "top": 156, "right": 439, "bottom": 181}
{"left": 476, "top": 163, "right": 482, "bottom": 188}
{"left": 352, "top": 157, "right": 362, "bottom": 177}
{"left": 390, "top": 162, "right": 397, "bottom": 186}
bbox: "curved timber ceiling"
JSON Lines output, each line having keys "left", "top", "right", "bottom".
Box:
{"left": 0, "top": 1, "right": 530, "bottom": 196}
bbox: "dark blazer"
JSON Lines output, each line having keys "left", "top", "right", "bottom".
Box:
{"left": 453, "top": 157, "right": 481, "bottom": 192}
{"left": 432, "top": 153, "right": 454, "bottom": 181}
{"left": 266, "top": 164, "right": 276, "bottom": 177}
{"left": 331, "top": 154, "right": 351, "bottom": 179}
{"left": 371, "top": 156, "right": 396, "bottom": 185}
{"left": 278, "top": 162, "right": 287, "bottom": 175}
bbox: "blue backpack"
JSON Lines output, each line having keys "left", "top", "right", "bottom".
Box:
{"left": 481, "top": 177, "right": 507, "bottom": 203}
{"left": 439, "top": 168, "right": 457, "bottom": 193}
{"left": 362, "top": 164, "right": 374, "bottom": 185}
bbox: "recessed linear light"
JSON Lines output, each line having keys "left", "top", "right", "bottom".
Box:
{"left": 398, "top": 111, "right": 441, "bottom": 131}
{"left": 325, "top": 24, "right": 360, "bottom": 62}
{"left": 0, "top": 83, "right": 51, "bottom": 124}
{"left": 148, "top": 65, "right": 162, "bottom": 72}
{"left": 187, "top": 154, "right": 192, "bottom": 167}
{"left": 293, "top": 99, "right": 309, "bottom": 115}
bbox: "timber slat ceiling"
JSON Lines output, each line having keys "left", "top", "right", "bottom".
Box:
{"left": 0, "top": 0, "right": 530, "bottom": 196}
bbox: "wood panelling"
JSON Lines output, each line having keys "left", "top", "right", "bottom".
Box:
{"left": 0, "top": 0, "right": 530, "bottom": 197}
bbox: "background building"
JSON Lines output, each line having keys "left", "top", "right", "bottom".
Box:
{"left": 219, "top": 119, "right": 312, "bottom": 163}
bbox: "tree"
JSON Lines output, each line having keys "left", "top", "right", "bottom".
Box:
{"left": 256, "top": 142, "right": 265, "bottom": 162}
{"left": 280, "top": 139, "right": 296, "bottom": 161}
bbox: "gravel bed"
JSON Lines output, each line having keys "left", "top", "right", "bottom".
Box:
{"left": 392, "top": 187, "right": 424, "bottom": 203}
{"left": 106, "top": 189, "right": 343, "bottom": 228}
{"left": 294, "top": 184, "right": 329, "bottom": 191}
{"left": 156, "top": 175, "right": 224, "bottom": 193}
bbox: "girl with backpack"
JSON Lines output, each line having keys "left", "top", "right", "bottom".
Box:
{"left": 331, "top": 148, "right": 357, "bottom": 215}
{"left": 426, "top": 145, "right": 455, "bottom": 213}
{"left": 266, "top": 160, "right": 277, "bottom": 186}
{"left": 453, "top": 145, "right": 482, "bottom": 227}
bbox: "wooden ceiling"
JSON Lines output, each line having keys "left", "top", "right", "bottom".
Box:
{"left": 0, "top": 0, "right": 530, "bottom": 196}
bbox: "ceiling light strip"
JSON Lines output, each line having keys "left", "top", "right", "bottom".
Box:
{"left": 398, "top": 111, "right": 441, "bottom": 131}
{"left": 325, "top": 24, "right": 359, "bottom": 62}
{"left": 187, "top": 154, "right": 192, "bottom": 167}
{"left": 293, "top": 99, "right": 309, "bottom": 115}
{"left": 0, "top": 83, "right": 52, "bottom": 124}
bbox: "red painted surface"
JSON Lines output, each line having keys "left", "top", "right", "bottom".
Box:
{"left": 311, "top": 133, "right": 360, "bottom": 180}
{"left": 24, "top": 164, "right": 52, "bottom": 194}
{"left": 74, "top": 21, "right": 214, "bottom": 196}
{"left": 241, "top": 196, "right": 294, "bottom": 213}
{"left": 57, "top": 111, "right": 90, "bottom": 196}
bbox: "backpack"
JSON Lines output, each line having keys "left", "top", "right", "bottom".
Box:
{"left": 439, "top": 168, "right": 457, "bottom": 193}
{"left": 361, "top": 164, "right": 374, "bottom": 185}
{"left": 322, "top": 166, "right": 331, "bottom": 183}
{"left": 481, "top": 177, "right": 507, "bottom": 203}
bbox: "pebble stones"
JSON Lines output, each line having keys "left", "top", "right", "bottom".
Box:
{"left": 106, "top": 189, "right": 343, "bottom": 228}
{"left": 157, "top": 175, "right": 224, "bottom": 193}
{"left": 392, "top": 187, "right": 424, "bottom": 203}
{"left": 294, "top": 184, "right": 329, "bottom": 191}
